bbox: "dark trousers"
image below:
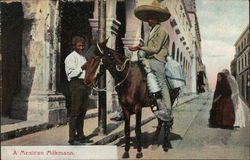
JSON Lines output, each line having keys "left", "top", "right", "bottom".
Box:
{"left": 69, "top": 79, "right": 89, "bottom": 141}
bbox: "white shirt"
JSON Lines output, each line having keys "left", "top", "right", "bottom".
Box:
{"left": 65, "top": 50, "right": 87, "bottom": 81}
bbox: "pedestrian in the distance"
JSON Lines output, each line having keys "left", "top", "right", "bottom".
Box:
{"left": 209, "top": 72, "right": 235, "bottom": 129}
{"left": 223, "top": 69, "right": 245, "bottom": 128}
{"left": 65, "top": 36, "right": 92, "bottom": 145}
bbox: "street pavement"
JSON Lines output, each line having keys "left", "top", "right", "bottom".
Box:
{"left": 1, "top": 92, "right": 249, "bottom": 159}
{"left": 1, "top": 93, "right": 197, "bottom": 146}
{"left": 111, "top": 92, "right": 249, "bottom": 159}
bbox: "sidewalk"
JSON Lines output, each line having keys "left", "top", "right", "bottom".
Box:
{"left": 1, "top": 93, "right": 200, "bottom": 144}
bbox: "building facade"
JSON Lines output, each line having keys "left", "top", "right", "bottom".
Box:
{"left": 0, "top": 0, "right": 205, "bottom": 125}
{"left": 232, "top": 24, "right": 249, "bottom": 105}
{"left": 183, "top": 0, "right": 209, "bottom": 92}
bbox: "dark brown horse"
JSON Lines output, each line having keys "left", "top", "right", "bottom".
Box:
{"left": 84, "top": 40, "right": 172, "bottom": 158}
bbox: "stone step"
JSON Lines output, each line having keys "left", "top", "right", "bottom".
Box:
{"left": 1, "top": 120, "right": 49, "bottom": 141}
{"left": 0, "top": 108, "right": 113, "bottom": 141}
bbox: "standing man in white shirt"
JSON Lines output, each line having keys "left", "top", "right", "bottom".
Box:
{"left": 65, "top": 36, "right": 91, "bottom": 145}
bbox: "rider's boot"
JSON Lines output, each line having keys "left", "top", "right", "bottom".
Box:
{"left": 153, "top": 98, "right": 173, "bottom": 122}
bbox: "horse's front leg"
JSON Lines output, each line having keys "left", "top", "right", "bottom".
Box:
{"left": 151, "top": 118, "right": 163, "bottom": 150}
{"left": 135, "top": 110, "right": 143, "bottom": 158}
{"left": 163, "top": 120, "right": 173, "bottom": 152}
{"left": 122, "top": 113, "right": 130, "bottom": 158}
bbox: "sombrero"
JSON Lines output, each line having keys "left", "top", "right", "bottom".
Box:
{"left": 134, "top": 1, "right": 171, "bottom": 22}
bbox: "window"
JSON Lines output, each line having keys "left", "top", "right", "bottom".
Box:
{"left": 238, "top": 60, "right": 240, "bottom": 72}
{"left": 248, "top": 74, "right": 250, "bottom": 87}
{"left": 242, "top": 75, "right": 245, "bottom": 97}
{"left": 242, "top": 57, "right": 244, "bottom": 69}
{"left": 180, "top": 52, "right": 183, "bottom": 63}
{"left": 245, "top": 54, "right": 248, "bottom": 67}
{"left": 176, "top": 48, "right": 179, "bottom": 62}
{"left": 189, "top": 63, "right": 191, "bottom": 73}
{"left": 171, "top": 42, "right": 176, "bottom": 59}
{"left": 183, "top": 57, "right": 186, "bottom": 72}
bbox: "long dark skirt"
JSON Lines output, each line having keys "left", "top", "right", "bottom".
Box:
{"left": 209, "top": 97, "right": 235, "bottom": 128}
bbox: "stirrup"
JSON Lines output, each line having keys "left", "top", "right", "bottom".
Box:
{"left": 154, "top": 109, "right": 173, "bottom": 122}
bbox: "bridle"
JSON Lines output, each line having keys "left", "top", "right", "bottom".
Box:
{"left": 92, "top": 43, "right": 131, "bottom": 92}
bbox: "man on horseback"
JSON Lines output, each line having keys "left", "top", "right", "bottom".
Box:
{"left": 129, "top": 1, "right": 173, "bottom": 123}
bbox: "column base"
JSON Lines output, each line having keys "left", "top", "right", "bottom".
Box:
{"left": 11, "top": 91, "right": 67, "bottom": 125}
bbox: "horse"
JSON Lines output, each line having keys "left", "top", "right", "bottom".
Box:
{"left": 84, "top": 40, "right": 173, "bottom": 158}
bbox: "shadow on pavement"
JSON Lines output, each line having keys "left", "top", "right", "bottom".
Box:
{"left": 86, "top": 121, "right": 123, "bottom": 139}
{"left": 114, "top": 130, "right": 182, "bottom": 149}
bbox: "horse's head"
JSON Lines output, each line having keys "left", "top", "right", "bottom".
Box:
{"left": 84, "top": 39, "right": 108, "bottom": 87}
{"left": 84, "top": 38, "right": 126, "bottom": 87}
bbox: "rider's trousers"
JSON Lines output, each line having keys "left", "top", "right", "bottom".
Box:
{"left": 148, "top": 58, "right": 172, "bottom": 110}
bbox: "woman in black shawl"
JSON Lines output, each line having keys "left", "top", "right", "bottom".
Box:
{"left": 209, "top": 72, "right": 235, "bottom": 129}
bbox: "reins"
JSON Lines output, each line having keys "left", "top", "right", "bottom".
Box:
{"left": 116, "top": 59, "right": 130, "bottom": 72}
{"left": 92, "top": 44, "right": 131, "bottom": 92}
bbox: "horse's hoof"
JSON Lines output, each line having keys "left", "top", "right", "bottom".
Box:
{"left": 151, "top": 145, "right": 158, "bottom": 150}
{"left": 136, "top": 152, "right": 143, "bottom": 159}
{"left": 163, "top": 143, "right": 169, "bottom": 152}
{"left": 122, "top": 152, "right": 129, "bottom": 159}
{"left": 163, "top": 146, "right": 169, "bottom": 152}
{"left": 168, "top": 142, "right": 173, "bottom": 149}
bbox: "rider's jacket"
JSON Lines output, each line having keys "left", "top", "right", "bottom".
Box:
{"left": 140, "top": 24, "right": 169, "bottom": 62}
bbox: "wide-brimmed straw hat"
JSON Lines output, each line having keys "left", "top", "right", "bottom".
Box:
{"left": 134, "top": 0, "right": 171, "bottom": 22}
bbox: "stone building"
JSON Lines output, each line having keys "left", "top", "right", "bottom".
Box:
{"left": 232, "top": 24, "right": 249, "bottom": 105}
{"left": 183, "top": 0, "right": 209, "bottom": 92}
{"left": 0, "top": 0, "right": 205, "bottom": 125}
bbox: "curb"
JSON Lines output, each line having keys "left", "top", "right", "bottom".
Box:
{"left": 1, "top": 122, "right": 50, "bottom": 141}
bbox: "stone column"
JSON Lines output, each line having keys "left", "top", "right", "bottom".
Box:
{"left": 122, "top": 0, "right": 143, "bottom": 59}
{"left": 89, "top": 0, "right": 99, "bottom": 40}
{"left": 89, "top": 0, "right": 121, "bottom": 112}
{"left": 88, "top": 0, "right": 99, "bottom": 110}
{"left": 0, "top": 2, "right": 2, "bottom": 112}
{"left": 11, "top": 0, "right": 67, "bottom": 125}
{"left": 106, "top": 0, "right": 121, "bottom": 111}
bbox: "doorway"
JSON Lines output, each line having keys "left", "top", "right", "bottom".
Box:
{"left": 1, "top": 2, "right": 23, "bottom": 117}
{"left": 59, "top": 2, "right": 94, "bottom": 112}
